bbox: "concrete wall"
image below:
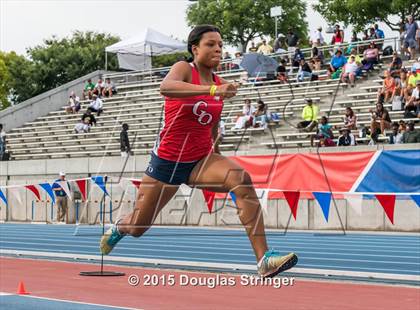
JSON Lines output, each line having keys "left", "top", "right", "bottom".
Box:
{"left": 0, "top": 70, "right": 106, "bottom": 132}
{"left": 0, "top": 144, "right": 419, "bottom": 232}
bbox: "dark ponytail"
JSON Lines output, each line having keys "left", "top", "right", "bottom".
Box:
{"left": 187, "top": 25, "right": 221, "bottom": 62}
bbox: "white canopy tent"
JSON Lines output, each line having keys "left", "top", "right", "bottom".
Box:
{"left": 105, "top": 28, "right": 187, "bottom": 71}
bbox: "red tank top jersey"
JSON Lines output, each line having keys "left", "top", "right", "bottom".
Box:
{"left": 153, "top": 63, "right": 223, "bottom": 162}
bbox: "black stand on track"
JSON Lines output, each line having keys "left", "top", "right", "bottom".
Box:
{"left": 79, "top": 176, "right": 125, "bottom": 277}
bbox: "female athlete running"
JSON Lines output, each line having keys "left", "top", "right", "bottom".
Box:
{"left": 100, "top": 25, "right": 297, "bottom": 278}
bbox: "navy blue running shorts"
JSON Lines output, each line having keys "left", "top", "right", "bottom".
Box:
{"left": 144, "top": 152, "right": 201, "bottom": 185}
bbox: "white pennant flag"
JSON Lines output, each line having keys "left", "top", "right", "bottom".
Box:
{"left": 255, "top": 189, "right": 268, "bottom": 214}
{"left": 179, "top": 184, "right": 193, "bottom": 207}
{"left": 344, "top": 193, "right": 363, "bottom": 216}
{"left": 57, "top": 181, "right": 72, "bottom": 201}
{"left": 8, "top": 186, "right": 22, "bottom": 205}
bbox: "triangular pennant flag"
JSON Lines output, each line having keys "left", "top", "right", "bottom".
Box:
{"left": 313, "top": 192, "right": 332, "bottom": 222}
{"left": 202, "top": 189, "right": 215, "bottom": 214}
{"left": 130, "top": 179, "right": 141, "bottom": 189}
{"left": 0, "top": 188, "right": 7, "bottom": 206}
{"left": 25, "top": 185, "right": 41, "bottom": 201}
{"left": 57, "top": 181, "right": 72, "bottom": 201}
{"left": 255, "top": 189, "right": 268, "bottom": 214}
{"left": 283, "top": 191, "right": 300, "bottom": 220}
{"left": 39, "top": 183, "right": 56, "bottom": 205}
{"left": 375, "top": 194, "right": 396, "bottom": 224}
{"left": 91, "top": 176, "right": 109, "bottom": 196}
{"left": 229, "top": 192, "right": 237, "bottom": 206}
{"left": 411, "top": 195, "right": 420, "bottom": 208}
{"left": 75, "top": 179, "right": 87, "bottom": 201}
{"left": 8, "top": 187, "right": 22, "bottom": 205}
{"left": 344, "top": 193, "right": 363, "bottom": 216}
{"left": 179, "top": 184, "right": 193, "bottom": 207}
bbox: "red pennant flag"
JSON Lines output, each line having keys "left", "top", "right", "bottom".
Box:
{"left": 375, "top": 194, "right": 396, "bottom": 224}
{"left": 75, "top": 179, "right": 87, "bottom": 201}
{"left": 25, "top": 185, "right": 41, "bottom": 201}
{"left": 283, "top": 191, "right": 300, "bottom": 220}
{"left": 131, "top": 180, "right": 141, "bottom": 189}
{"left": 202, "top": 189, "right": 216, "bottom": 214}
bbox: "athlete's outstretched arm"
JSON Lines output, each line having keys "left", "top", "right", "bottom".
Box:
{"left": 160, "top": 61, "right": 238, "bottom": 99}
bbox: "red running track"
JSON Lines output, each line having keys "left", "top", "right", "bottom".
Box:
{"left": 0, "top": 257, "right": 419, "bottom": 310}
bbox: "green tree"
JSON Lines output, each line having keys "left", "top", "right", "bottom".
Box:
{"left": 186, "top": 0, "right": 308, "bottom": 52}
{"left": 314, "top": 0, "right": 420, "bottom": 32}
{"left": 27, "top": 31, "right": 120, "bottom": 94}
{"left": 0, "top": 56, "right": 11, "bottom": 110}
{"left": 0, "top": 51, "right": 37, "bottom": 107}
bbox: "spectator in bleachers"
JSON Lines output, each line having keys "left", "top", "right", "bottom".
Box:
{"left": 388, "top": 122, "right": 403, "bottom": 144}
{"left": 362, "top": 29, "right": 370, "bottom": 41}
{"left": 74, "top": 118, "right": 90, "bottom": 134}
{"left": 83, "top": 79, "right": 95, "bottom": 100}
{"left": 343, "top": 107, "right": 357, "bottom": 130}
{"left": 404, "top": 16, "right": 419, "bottom": 60}
{"left": 103, "top": 78, "right": 117, "bottom": 97}
{"left": 362, "top": 42, "right": 379, "bottom": 71}
{"left": 399, "top": 120, "right": 407, "bottom": 133}
{"left": 402, "top": 121, "right": 420, "bottom": 143}
{"left": 66, "top": 91, "right": 81, "bottom": 114}
{"left": 93, "top": 78, "right": 105, "bottom": 97}
{"left": 311, "top": 26, "right": 325, "bottom": 48}
{"left": 253, "top": 100, "right": 270, "bottom": 129}
{"left": 248, "top": 42, "right": 258, "bottom": 53}
{"left": 370, "top": 102, "right": 392, "bottom": 138}
{"left": 291, "top": 47, "right": 305, "bottom": 68}
{"left": 338, "top": 127, "right": 356, "bottom": 146}
{"left": 405, "top": 80, "right": 420, "bottom": 118}
{"left": 310, "top": 116, "right": 335, "bottom": 147}
{"left": 368, "top": 27, "right": 379, "bottom": 40}
{"left": 273, "top": 34, "right": 285, "bottom": 53}
{"left": 223, "top": 51, "right": 232, "bottom": 60}
{"left": 377, "top": 70, "right": 396, "bottom": 103}
{"left": 350, "top": 31, "right": 359, "bottom": 43}
{"left": 286, "top": 27, "right": 300, "bottom": 61}
{"left": 313, "top": 56, "right": 322, "bottom": 71}
{"left": 328, "top": 50, "right": 347, "bottom": 78}
{"left": 297, "top": 99, "right": 319, "bottom": 132}
{"left": 276, "top": 59, "right": 288, "bottom": 83}
{"left": 88, "top": 94, "right": 103, "bottom": 116}
{"left": 331, "top": 24, "right": 344, "bottom": 45}
{"left": 257, "top": 39, "right": 273, "bottom": 55}
{"left": 296, "top": 59, "right": 313, "bottom": 82}
{"left": 311, "top": 46, "right": 324, "bottom": 64}
{"left": 231, "top": 52, "right": 242, "bottom": 70}
{"left": 341, "top": 55, "right": 359, "bottom": 87}
{"left": 397, "top": 69, "right": 410, "bottom": 103}
{"left": 234, "top": 99, "right": 256, "bottom": 130}
{"left": 120, "top": 123, "right": 132, "bottom": 157}
{"left": 0, "top": 123, "right": 6, "bottom": 160}
{"left": 81, "top": 109, "right": 97, "bottom": 127}
{"left": 374, "top": 24, "right": 385, "bottom": 39}
{"left": 389, "top": 52, "right": 403, "bottom": 77}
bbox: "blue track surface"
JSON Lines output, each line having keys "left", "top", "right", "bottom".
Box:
{"left": 1, "top": 224, "right": 419, "bottom": 277}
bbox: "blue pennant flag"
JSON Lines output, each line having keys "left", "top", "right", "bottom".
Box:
{"left": 91, "top": 176, "right": 109, "bottom": 196}
{"left": 411, "top": 195, "right": 420, "bottom": 208}
{"left": 39, "top": 183, "right": 56, "bottom": 205}
{"left": 313, "top": 192, "right": 332, "bottom": 222}
{"left": 230, "top": 192, "right": 237, "bottom": 206}
{"left": 0, "top": 188, "right": 7, "bottom": 206}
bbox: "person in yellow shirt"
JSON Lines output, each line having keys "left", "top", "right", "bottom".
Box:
{"left": 297, "top": 99, "right": 319, "bottom": 131}
{"left": 408, "top": 67, "right": 420, "bottom": 88}
{"left": 257, "top": 39, "right": 273, "bottom": 55}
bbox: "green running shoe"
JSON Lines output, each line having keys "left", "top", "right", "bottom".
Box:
{"left": 100, "top": 224, "right": 125, "bottom": 255}
{"left": 257, "top": 250, "right": 298, "bottom": 278}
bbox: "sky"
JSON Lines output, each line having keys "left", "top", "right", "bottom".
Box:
{"left": 0, "top": 0, "right": 400, "bottom": 56}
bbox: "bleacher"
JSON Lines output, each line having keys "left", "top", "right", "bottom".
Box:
{"left": 4, "top": 37, "right": 418, "bottom": 160}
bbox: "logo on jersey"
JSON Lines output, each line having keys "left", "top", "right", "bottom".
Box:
{"left": 192, "top": 101, "right": 213, "bottom": 125}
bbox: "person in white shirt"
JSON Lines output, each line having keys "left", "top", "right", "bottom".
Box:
{"left": 66, "top": 91, "right": 81, "bottom": 114}
{"left": 338, "top": 128, "right": 356, "bottom": 146}
{"left": 234, "top": 99, "right": 256, "bottom": 130}
{"left": 94, "top": 78, "right": 105, "bottom": 97}
{"left": 341, "top": 55, "right": 359, "bottom": 86}
{"left": 103, "top": 78, "right": 117, "bottom": 97}
{"left": 0, "top": 123, "right": 6, "bottom": 159}
{"left": 88, "top": 94, "right": 104, "bottom": 116}
{"left": 389, "top": 122, "right": 403, "bottom": 144}
{"left": 312, "top": 26, "right": 325, "bottom": 47}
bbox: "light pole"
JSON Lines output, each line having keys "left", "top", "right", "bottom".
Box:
{"left": 270, "top": 6, "right": 282, "bottom": 39}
